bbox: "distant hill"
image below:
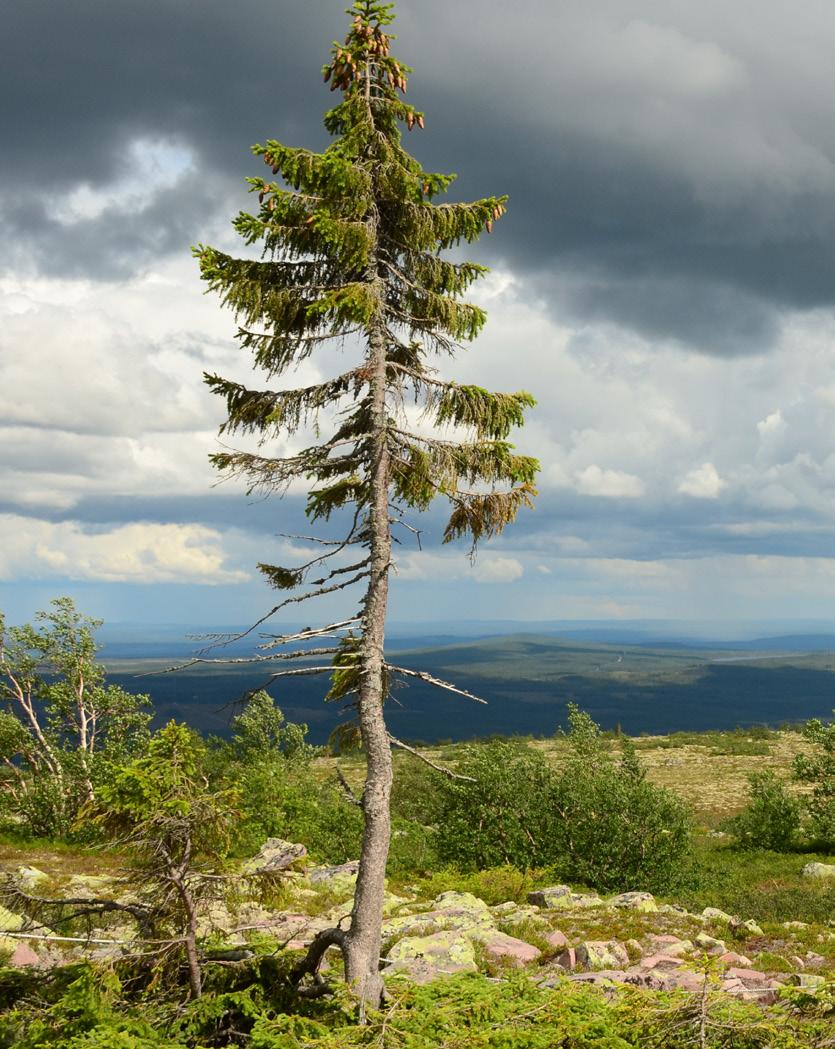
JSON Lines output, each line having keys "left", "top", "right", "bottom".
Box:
{"left": 102, "top": 633, "right": 835, "bottom": 745}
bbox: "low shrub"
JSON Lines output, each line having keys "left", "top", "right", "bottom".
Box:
{"left": 548, "top": 708, "right": 692, "bottom": 893}
{"left": 794, "top": 712, "right": 835, "bottom": 847}
{"left": 434, "top": 707, "right": 692, "bottom": 894}
{"left": 728, "top": 771, "right": 802, "bottom": 851}
{"left": 435, "top": 739, "right": 557, "bottom": 870}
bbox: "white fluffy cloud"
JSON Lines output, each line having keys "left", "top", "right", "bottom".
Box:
{"left": 0, "top": 516, "right": 248, "bottom": 584}
{"left": 395, "top": 551, "right": 524, "bottom": 585}
{"left": 575, "top": 465, "right": 645, "bottom": 498}
{"left": 678, "top": 462, "right": 725, "bottom": 499}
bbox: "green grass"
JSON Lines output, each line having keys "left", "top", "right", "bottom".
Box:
{"left": 678, "top": 840, "right": 835, "bottom": 932}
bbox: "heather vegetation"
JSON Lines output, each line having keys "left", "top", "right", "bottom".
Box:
{"left": 0, "top": 599, "right": 834, "bottom": 1045}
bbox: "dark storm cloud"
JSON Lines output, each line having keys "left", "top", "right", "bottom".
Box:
{"left": 5, "top": 1, "right": 835, "bottom": 348}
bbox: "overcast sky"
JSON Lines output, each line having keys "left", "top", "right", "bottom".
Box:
{"left": 4, "top": 0, "right": 835, "bottom": 629}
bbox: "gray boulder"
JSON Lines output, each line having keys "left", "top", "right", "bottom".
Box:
{"left": 244, "top": 838, "right": 308, "bottom": 874}
{"left": 801, "top": 862, "right": 835, "bottom": 880}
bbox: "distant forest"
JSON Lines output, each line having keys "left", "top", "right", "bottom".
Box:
{"left": 105, "top": 635, "right": 835, "bottom": 744}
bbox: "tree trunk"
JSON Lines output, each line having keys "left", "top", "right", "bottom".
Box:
{"left": 342, "top": 314, "right": 392, "bottom": 1011}
{"left": 171, "top": 872, "right": 202, "bottom": 1000}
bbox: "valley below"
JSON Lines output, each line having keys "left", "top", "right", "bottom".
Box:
{"left": 103, "top": 633, "right": 835, "bottom": 744}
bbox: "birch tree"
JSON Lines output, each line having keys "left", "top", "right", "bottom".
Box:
{"left": 0, "top": 598, "right": 151, "bottom": 833}
{"left": 194, "top": 0, "right": 537, "bottom": 1009}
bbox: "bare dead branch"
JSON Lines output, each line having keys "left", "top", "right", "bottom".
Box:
{"left": 336, "top": 766, "right": 362, "bottom": 806}
{"left": 258, "top": 617, "right": 361, "bottom": 651}
{"left": 387, "top": 734, "right": 475, "bottom": 781}
{"left": 386, "top": 664, "right": 488, "bottom": 704}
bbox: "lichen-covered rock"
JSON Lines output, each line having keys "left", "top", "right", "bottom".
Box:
{"left": 244, "top": 838, "right": 307, "bottom": 874}
{"left": 527, "top": 886, "right": 572, "bottom": 908}
{"left": 433, "top": 891, "right": 491, "bottom": 916}
{"left": 386, "top": 931, "right": 477, "bottom": 981}
{"left": 702, "top": 906, "right": 734, "bottom": 925}
{"left": 646, "top": 935, "right": 691, "bottom": 957}
{"left": 490, "top": 902, "right": 546, "bottom": 925}
{"left": 307, "top": 861, "right": 359, "bottom": 893}
{"left": 66, "top": 874, "right": 115, "bottom": 898}
{"left": 609, "top": 891, "right": 657, "bottom": 913}
{"left": 383, "top": 892, "right": 412, "bottom": 916}
{"left": 570, "top": 893, "right": 605, "bottom": 909}
{"left": 197, "top": 900, "right": 238, "bottom": 939}
{"left": 0, "top": 906, "right": 24, "bottom": 932}
{"left": 801, "top": 862, "right": 835, "bottom": 879}
{"left": 491, "top": 901, "right": 522, "bottom": 916}
{"left": 13, "top": 866, "right": 49, "bottom": 892}
{"left": 575, "top": 940, "right": 630, "bottom": 970}
{"left": 790, "top": 973, "right": 827, "bottom": 989}
{"left": 533, "top": 890, "right": 605, "bottom": 912}
{"left": 695, "top": 932, "right": 726, "bottom": 954}
{"left": 733, "top": 918, "right": 764, "bottom": 937}
{"left": 383, "top": 905, "right": 492, "bottom": 940}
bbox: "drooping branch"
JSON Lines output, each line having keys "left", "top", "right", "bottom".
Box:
{"left": 1, "top": 884, "right": 159, "bottom": 940}
{"left": 385, "top": 664, "right": 488, "bottom": 704}
{"left": 387, "top": 734, "right": 475, "bottom": 781}
{"left": 336, "top": 766, "right": 362, "bottom": 806}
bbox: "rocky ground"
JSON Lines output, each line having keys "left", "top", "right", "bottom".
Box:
{"left": 1, "top": 839, "right": 833, "bottom": 1011}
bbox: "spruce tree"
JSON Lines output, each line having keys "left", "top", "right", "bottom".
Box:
{"left": 194, "top": 0, "right": 538, "bottom": 1008}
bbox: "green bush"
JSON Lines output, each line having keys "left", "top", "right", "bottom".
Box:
{"left": 435, "top": 740, "right": 557, "bottom": 870}
{"left": 728, "top": 771, "right": 802, "bottom": 851}
{"left": 434, "top": 708, "right": 692, "bottom": 893}
{"left": 204, "top": 692, "right": 362, "bottom": 863}
{"left": 794, "top": 712, "right": 835, "bottom": 847}
{"left": 548, "top": 708, "right": 692, "bottom": 893}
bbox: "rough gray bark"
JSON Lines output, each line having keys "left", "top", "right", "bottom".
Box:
{"left": 341, "top": 307, "right": 393, "bottom": 1009}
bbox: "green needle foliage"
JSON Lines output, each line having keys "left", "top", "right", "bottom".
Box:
{"left": 194, "top": 0, "right": 538, "bottom": 563}
{"left": 193, "top": 0, "right": 538, "bottom": 1007}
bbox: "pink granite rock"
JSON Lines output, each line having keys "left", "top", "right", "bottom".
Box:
{"left": 481, "top": 933, "right": 541, "bottom": 967}
{"left": 545, "top": 930, "right": 568, "bottom": 949}
{"left": 639, "top": 953, "right": 686, "bottom": 971}
{"left": 718, "top": 951, "right": 752, "bottom": 967}
{"left": 726, "top": 967, "right": 770, "bottom": 986}
{"left": 9, "top": 942, "right": 39, "bottom": 967}
{"left": 555, "top": 946, "right": 577, "bottom": 971}
{"left": 670, "top": 971, "right": 708, "bottom": 994}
